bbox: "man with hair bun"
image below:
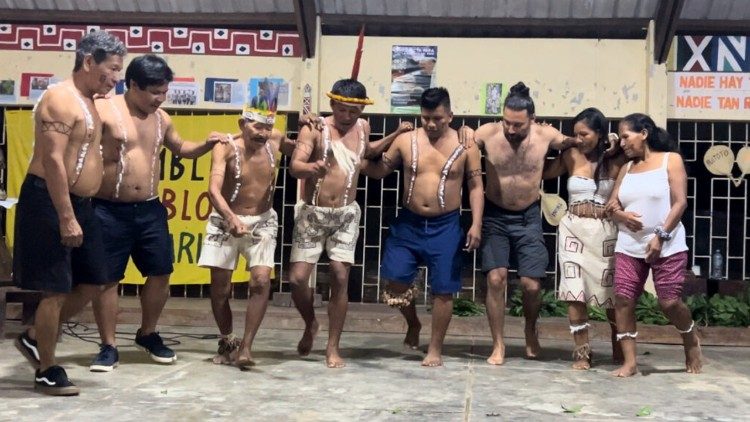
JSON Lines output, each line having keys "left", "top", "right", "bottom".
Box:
{"left": 289, "top": 78, "right": 411, "bottom": 368}
{"left": 473, "top": 81, "right": 581, "bottom": 365}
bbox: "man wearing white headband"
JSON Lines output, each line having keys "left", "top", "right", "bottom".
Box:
{"left": 289, "top": 78, "right": 411, "bottom": 368}
{"left": 198, "top": 98, "right": 297, "bottom": 367}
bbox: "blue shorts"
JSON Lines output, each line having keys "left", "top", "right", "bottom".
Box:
{"left": 480, "top": 200, "right": 549, "bottom": 278}
{"left": 381, "top": 209, "right": 463, "bottom": 295}
{"left": 93, "top": 198, "right": 174, "bottom": 282}
{"left": 13, "top": 174, "right": 108, "bottom": 293}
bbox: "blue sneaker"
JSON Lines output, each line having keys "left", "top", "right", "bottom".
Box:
{"left": 90, "top": 344, "right": 119, "bottom": 372}
{"left": 135, "top": 330, "right": 176, "bottom": 364}
{"left": 35, "top": 365, "right": 79, "bottom": 396}
{"left": 15, "top": 329, "right": 40, "bottom": 369}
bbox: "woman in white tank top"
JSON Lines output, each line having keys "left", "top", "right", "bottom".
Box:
{"left": 605, "top": 113, "right": 702, "bottom": 378}
{"left": 543, "top": 107, "right": 627, "bottom": 370}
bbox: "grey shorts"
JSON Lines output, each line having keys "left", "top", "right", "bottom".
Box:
{"left": 480, "top": 200, "right": 549, "bottom": 278}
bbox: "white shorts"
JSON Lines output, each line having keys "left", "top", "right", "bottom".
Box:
{"left": 198, "top": 209, "right": 278, "bottom": 270}
{"left": 290, "top": 201, "right": 361, "bottom": 264}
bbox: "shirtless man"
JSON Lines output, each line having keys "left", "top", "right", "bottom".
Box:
{"left": 473, "top": 82, "right": 580, "bottom": 365}
{"left": 364, "top": 87, "right": 483, "bottom": 367}
{"left": 198, "top": 101, "right": 296, "bottom": 367}
{"left": 289, "top": 79, "right": 411, "bottom": 368}
{"left": 12, "top": 31, "right": 125, "bottom": 395}
{"left": 89, "top": 55, "right": 226, "bottom": 371}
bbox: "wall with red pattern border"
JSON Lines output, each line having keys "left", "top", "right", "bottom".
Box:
{"left": 0, "top": 23, "right": 301, "bottom": 57}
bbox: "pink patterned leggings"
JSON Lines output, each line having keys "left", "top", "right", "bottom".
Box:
{"left": 614, "top": 251, "right": 688, "bottom": 300}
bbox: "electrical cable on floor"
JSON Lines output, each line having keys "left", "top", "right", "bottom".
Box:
{"left": 62, "top": 321, "right": 220, "bottom": 347}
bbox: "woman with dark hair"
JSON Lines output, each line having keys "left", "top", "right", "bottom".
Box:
{"left": 605, "top": 113, "right": 702, "bottom": 377}
{"left": 543, "top": 107, "right": 626, "bottom": 369}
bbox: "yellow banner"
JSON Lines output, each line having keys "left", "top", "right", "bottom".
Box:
{"left": 4, "top": 109, "right": 285, "bottom": 284}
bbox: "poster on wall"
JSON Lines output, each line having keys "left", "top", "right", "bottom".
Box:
{"left": 481, "top": 83, "right": 505, "bottom": 115}
{"left": 247, "top": 78, "right": 290, "bottom": 110}
{"left": 0, "top": 80, "right": 16, "bottom": 103}
{"left": 391, "top": 45, "right": 438, "bottom": 113}
{"left": 204, "top": 77, "right": 245, "bottom": 106}
{"left": 167, "top": 78, "right": 200, "bottom": 106}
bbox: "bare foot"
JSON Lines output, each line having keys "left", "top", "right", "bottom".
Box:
{"left": 297, "top": 319, "right": 319, "bottom": 356}
{"left": 404, "top": 322, "right": 421, "bottom": 350}
{"left": 421, "top": 350, "right": 443, "bottom": 367}
{"left": 212, "top": 337, "right": 239, "bottom": 365}
{"left": 486, "top": 343, "right": 505, "bottom": 365}
{"left": 611, "top": 363, "right": 638, "bottom": 377}
{"left": 233, "top": 348, "right": 256, "bottom": 368}
{"left": 684, "top": 332, "right": 703, "bottom": 374}
{"left": 212, "top": 353, "right": 232, "bottom": 365}
{"left": 524, "top": 326, "right": 541, "bottom": 359}
{"left": 572, "top": 358, "right": 591, "bottom": 370}
{"left": 326, "top": 347, "right": 346, "bottom": 369}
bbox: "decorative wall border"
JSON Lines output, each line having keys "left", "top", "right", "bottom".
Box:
{"left": 0, "top": 24, "right": 300, "bottom": 57}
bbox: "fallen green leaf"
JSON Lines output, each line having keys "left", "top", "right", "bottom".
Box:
{"left": 636, "top": 406, "right": 652, "bottom": 417}
{"left": 561, "top": 404, "right": 583, "bottom": 414}
{"left": 390, "top": 408, "right": 403, "bottom": 415}
{"left": 161, "top": 389, "right": 168, "bottom": 395}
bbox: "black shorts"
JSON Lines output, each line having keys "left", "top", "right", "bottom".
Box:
{"left": 480, "top": 200, "right": 549, "bottom": 278}
{"left": 12, "top": 174, "right": 108, "bottom": 293}
{"left": 93, "top": 197, "right": 174, "bottom": 282}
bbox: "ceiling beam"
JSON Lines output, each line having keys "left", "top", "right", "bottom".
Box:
{"left": 321, "top": 15, "right": 650, "bottom": 39}
{"left": 293, "top": 0, "right": 317, "bottom": 58}
{"left": 653, "top": 0, "right": 686, "bottom": 64}
{"left": 677, "top": 19, "right": 750, "bottom": 35}
{"left": 321, "top": 14, "right": 649, "bottom": 28}
{"left": 0, "top": 9, "right": 297, "bottom": 29}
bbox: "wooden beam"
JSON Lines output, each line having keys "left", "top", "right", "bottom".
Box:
{"left": 653, "top": 0, "right": 686, "bottom": 64}
{"left": 293, "top": 0, "right": 317, "bottom": 59}
{"left": 0, "top": 9, "right": 297, "bottom": 29}
{"left": 677, "top": 19, "right": 750, "bottom": 35}
{"left": 321, "top": 16, "right": 650, "bottom": 39}
{"left": 321, "top": 15, "right": 649, "bottom": 39}
{"left": 321, "top": 14, "right": 649, "bottom": 28}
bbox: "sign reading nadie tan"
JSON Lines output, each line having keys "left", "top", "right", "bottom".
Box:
{"left": 671, "top": 72, "right": 750, "bottom": 112}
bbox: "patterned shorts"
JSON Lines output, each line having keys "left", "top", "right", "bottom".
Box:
{"left": 198, "top": 209, "right": 278, "bottom": 270}
{"left": 290, "top": 201, "right": 361, "bottom": 264}
{"left": 614, "top": 251, "right": 688, "bottom": 300}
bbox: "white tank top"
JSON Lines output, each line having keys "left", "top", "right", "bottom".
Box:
{"left": 567, "top": 176, "right": 615, "bottom": 205}
{"left": 615, "top": 152, "right": 688, "bottom": 258}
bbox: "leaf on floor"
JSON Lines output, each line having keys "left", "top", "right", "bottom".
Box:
{"left": 561, "top": 404, "right": 583, "bottom": 414}
{"left": 636, "top": 406, "right": 653, "bottom": 417}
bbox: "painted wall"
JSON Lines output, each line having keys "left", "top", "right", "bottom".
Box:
{"left": 1, "top": 25, "right": 747, "bottom": 123}
{"left": 316, "top": 36, "right": 649, "bottom": 118}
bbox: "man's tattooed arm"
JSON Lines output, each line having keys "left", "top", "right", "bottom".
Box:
{"left": 382, "top": 153, "right": 397, "bottom": 169}
{"left": 40, "top": 121, "right": 73, "bottom": 136}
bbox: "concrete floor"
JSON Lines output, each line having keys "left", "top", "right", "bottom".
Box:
{"left": 1, "top": 321, "right": 749, "bottom": 421}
